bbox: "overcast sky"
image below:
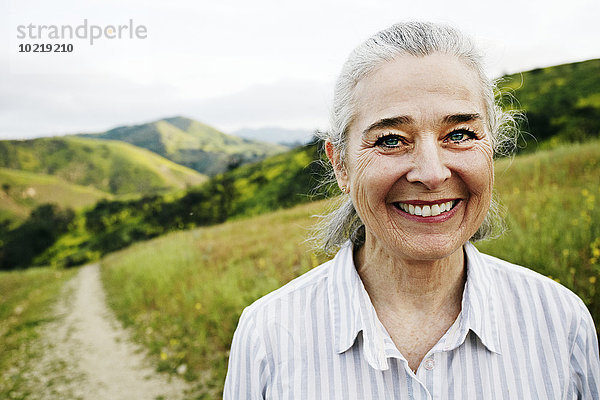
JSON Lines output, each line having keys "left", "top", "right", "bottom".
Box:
{"left": 1, "top": 0, "right": 599, "bottom": 139}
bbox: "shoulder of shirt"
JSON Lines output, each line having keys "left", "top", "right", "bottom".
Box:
{"left": 478, "top": 251, "right": 589, "bottom": 314}
{"left": 240, "top": 258, "right": 334, "bottom": 318}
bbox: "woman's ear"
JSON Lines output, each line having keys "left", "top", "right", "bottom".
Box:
{"left": 325, "top": 140, "right": 349, "bottom": 192}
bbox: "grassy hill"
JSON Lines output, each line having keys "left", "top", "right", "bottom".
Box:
{"left": 98, "top": 140, "right": 600, "bottom": 398}
{"left": 225, "top": 140, "right": 329, "bottom": 217}
{"left": 4, "top": 58, "right": 599, "bottom": 272}
{"left": 78, "top": 116, "right": 288, "bottom": 176}
{"left": 0, "top": 140, "right": 327, "bottom": 270}
{"left": 0, "top": 168, "right": 111, "bottom": 224}
{"left": 500, "top": 58, "right": 600, "bottom": 148}
{"left": 0, "top": 136, "right": 207, "bottom": 196}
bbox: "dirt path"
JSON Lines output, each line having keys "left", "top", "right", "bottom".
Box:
{"left": 27, "top": 264, "right": 190, "bottom": 400}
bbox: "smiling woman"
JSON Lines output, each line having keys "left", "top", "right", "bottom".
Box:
{"left": 331, "top": 53, "right": 494, "bottom": 263}
{"left": 224, "top": 22, "right": 600, "bottom": 399}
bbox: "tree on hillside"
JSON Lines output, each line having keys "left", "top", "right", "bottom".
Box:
{"left": 0, "top": 204, "right": 75, "bottom": 270}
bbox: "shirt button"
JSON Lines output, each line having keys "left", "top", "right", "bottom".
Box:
{"left": 424, "top": 358, "right": 435, "bottom": 371}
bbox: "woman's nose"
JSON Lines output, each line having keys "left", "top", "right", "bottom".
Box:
{"left": 405, "top": 139, "right": 451, "bottom": 190}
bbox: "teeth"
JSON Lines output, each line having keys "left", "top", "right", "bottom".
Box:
{"left": 422, "top": 205, "right": 431, "bottom": 217}
{"left": 396, "top": 200, "right": 456, "bottom": 217}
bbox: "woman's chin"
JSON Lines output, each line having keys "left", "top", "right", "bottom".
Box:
{"left": 378, "top": 233, "right": 466, "bottom": 263}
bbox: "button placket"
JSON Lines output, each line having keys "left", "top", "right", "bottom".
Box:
{"left": 423, "top": 358, "right": 435, "bottom": 371}
{"left": 420, "top": 352, "right": 446, "bottom": 399}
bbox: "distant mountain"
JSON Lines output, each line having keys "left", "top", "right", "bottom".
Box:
{"left": 232, "top": 127, "right": 315, "bottom": 147}
{"left": 0, "top": 137, "right": 207, "bottom": 196}
{"left": 77, "top": 116, "right": 288, "bottom": 176}
{"left": 501, "top": 58, "right": 600, "bottom": 148}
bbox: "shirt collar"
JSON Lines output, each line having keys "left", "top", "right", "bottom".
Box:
{"left": 328, "top": 241, "right": 501, "bottom": 371}
{"left": 451, "top": 242, "right": 501, "bottom": 355}
{"left": 328, "top": 242, "right": 361, "bottom": 355}
{"left": 328, "top": 242, "right": 397, "bottom": 370}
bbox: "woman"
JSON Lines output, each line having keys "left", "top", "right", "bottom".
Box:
{"left": 224, "top": 22, "right": 600, "bottom": 399}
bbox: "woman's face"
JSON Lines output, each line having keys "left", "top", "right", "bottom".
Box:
{"left": 328, "top": 53, "right": 494, "bottom": 261}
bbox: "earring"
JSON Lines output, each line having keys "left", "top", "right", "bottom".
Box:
{"left": 340, "top": 185, "right": 349, "bottom": 194}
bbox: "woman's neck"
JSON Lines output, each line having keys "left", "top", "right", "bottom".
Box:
{"left": 354, "top": 237, "right": 466, "bottom": 315}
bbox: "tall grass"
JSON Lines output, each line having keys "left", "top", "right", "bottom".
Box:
{"left": 0, "top": 267, "right": 76, "bottom": 398}
{"left": 100, "top": 141, "right": 600, "bottom": 399}
{"left": 100, "top": 201, "right": 330, "bottom": 397}
{"left": 477, "top": 141, "right": 600, "bottom": 324}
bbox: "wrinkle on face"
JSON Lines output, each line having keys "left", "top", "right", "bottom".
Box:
{"left": 332, "top": 53, "right": 494, "bottom": 264}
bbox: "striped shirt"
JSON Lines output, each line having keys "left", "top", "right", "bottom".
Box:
{"left": 224, "top": 242, "right": 600, "bottom": 399}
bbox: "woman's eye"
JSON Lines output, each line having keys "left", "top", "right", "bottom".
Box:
{"left": 447, "top": 129, "right": 475, "bottom": 143}
{"left": 375, "top": 135, "right": 403, "bottom": 148}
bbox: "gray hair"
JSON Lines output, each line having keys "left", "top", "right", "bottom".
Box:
{"left": 313, "top": 21, "right": 520, "bottom": 254}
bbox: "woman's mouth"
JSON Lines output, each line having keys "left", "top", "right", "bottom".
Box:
{"left": 393, "top": 200, "right": 459, "bottom": 217}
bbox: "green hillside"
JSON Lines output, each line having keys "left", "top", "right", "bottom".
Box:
{"left": 3, "top": 58, "right": 598, "bottom": 271}
{"left": 97, "top": 140, "right": 600, "bottom": 398}
{"left": 0, "top": 140, "right": 325, "bottom": 269}
{"left": 501, "top": 58, "right": 600, "bottom": 148}
{"left": 78, "top": 116, "right": 288, "bottom": 176}
{"left": 226, "top": 140, "right": 328, "bottom": 217}
{"left": 0, "top": 168, "right": 111, "bottom": 224}
{"left": 0, "top": 137, "right": 207, "bottom": 195}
